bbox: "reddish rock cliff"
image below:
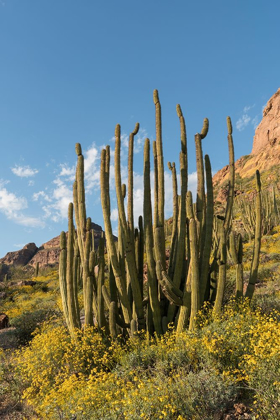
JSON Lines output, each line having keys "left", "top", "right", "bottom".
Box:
{"left": 213, "top": 88, "right": 280, "bottom": 189}
{"left": 252, "top": 88, "right": 280, "bottom": 155}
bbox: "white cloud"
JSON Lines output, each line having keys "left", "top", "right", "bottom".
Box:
{"left": 84, "top": 144, "right": 100, "bottom": 191}
{"left": 28, "top": 180, "right": 35, "bottom": 187}
{"left": 11, "top": 165, "right": 39, "bottom": 178}
{"left": 32, "top": 191, "right": 52, "bottom": 202}
{"left": 0, "top": 185, "right": 43, "bottom": 227}
{"left": 111, "top": 208, "right": 118, "bottom": 221}
{"left": 236, "top": 114, "right": 251, "bottom": 131}
{"left": 59, "top": 164, "right": 75, "bottom": 179}
{"left": 243, "top": 104, "right": 255, "bottom": 113}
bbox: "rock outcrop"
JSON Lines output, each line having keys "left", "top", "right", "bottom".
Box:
{"left": 0, "top": 222, "right": 110, "bottom": 270}
{"left": 213, "top": 88, "right": 280, "bottom": 190}
{"left": 0, "top": 243, "right": 38, "bottom": 266}
{"left": 252, "top": 88, "right": 280, "bottom": 155}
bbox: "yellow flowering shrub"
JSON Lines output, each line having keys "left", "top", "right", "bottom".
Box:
{"left": 14, "top": 301, "right": 280, "bottom": 419}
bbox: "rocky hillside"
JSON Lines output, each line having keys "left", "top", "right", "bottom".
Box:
{"left": 0, "top": 222, "right": 106, "bottom": 273}
{"left": 213, "top": 88, "right": 280, "bottom": 192}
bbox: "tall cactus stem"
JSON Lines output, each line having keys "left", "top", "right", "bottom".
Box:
{"left": 144, "top": 138, "right": 163, "bottom": 335}
{"left": 224, "top": 117, "right": 235, "bottom": 234}
{"left": 245, "top": 170, "right": 262, "bottom": 300}
{"left": 59, "top": 231, "right": 70, "bottom": 329}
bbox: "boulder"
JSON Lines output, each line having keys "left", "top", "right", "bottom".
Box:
{"left": 0, "top": 313, "right": 9, "bottom": 329}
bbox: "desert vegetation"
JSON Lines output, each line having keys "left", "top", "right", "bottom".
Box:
{"left": 1, "top": 91, "right": 280, "bottom": 419}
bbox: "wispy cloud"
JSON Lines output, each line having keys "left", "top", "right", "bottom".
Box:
{"left": 236, "top": 103, "right": 262, "bottom": 132}
{"left": 32, "top": 191, "right": 52, "bottom": 203}
{"left": 236, "top": 114, "right": 251, "bottom": 131}
{"left": 0, "top": 182, "right": 43, "bottom": 227}
{"left": 11, "top": 165, "right": 39, "bottom": 178}
{"left": 243, "top": 104, "right": 255, "bottom": 113}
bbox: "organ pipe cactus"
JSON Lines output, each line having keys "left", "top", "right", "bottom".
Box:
{"left": 59, "top": 90, "right": 262, "bottom": 338}
{"left": 245, "top": 170, "right": 262, "bottom": 300}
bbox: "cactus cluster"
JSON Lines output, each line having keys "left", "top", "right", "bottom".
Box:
{"left": 59, "top": 90, "right": 262, "bottom": 337}
{"left": 235, "top": 184, "right": 279, "bottom": 240}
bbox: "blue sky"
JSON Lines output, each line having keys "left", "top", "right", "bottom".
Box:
{"left": 0, "top": 0, "right": 279, "bottom": 257}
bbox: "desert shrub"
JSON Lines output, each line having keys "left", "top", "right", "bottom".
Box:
{"left": 10, "top": 308, "right": 59, "bottom": 344}
{"left": 13, "top": 302, "right": 280, "bottom": 419}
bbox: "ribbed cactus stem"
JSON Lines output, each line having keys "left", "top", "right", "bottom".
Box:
{"left": 97, "top": 237, "right": 106, "bottom": 329}
{"left": 143, "top": 138, "right": 163, "bottom": 335}
{"left": 167, "top": 151, "right": 187, "bottom": 323}
{"left": 246, "top": 170, "right": 262, "bottom": 300}
{"left": 167, "top": 161, "right": 178, "bottom": 279}
{"left": 200, "top": 118, "right": 209, "bottom": 139}
{"left": 59, "top": 231, "right": 70, "bottom": 329}
{"left": 75, "top": 144, "right": 86, "bottom": 254}
{"left": 84, "top": 218, "right": 94, "bottom": 326}
{"left": 176, "top": 267, "right": 192, "bottom": 335}
{"left": 199, "top": 154, "right": 214, "bottom": 305}
{"left": 114, "top": 125, "right": 145, "bottom": 331}
{"left": 235, "top": 234, "right": 244, "bottom": 298}
{"left": 100, "top": 148, "right": 132, "bottom": 325}
{"left": 194, "top": 133, "right": 205, "bottom": 249}
{"left": 127, "top": 122, "right": 140, "bottom": 247}
{"left": 224, "top": 117, "right": 235, "bottom": 234}
{"left": 153, "top": 140, "right": 158, "bottom": 233}
{"left": 73, "top": 240, "right": 81, "bottom": 326}
{"left": 66, "top": 203, "right": 80, "bottom": 332}
{"left": 138, "top": 216, "right": 144, "bottom": 300}
{"left": 213, "top": 221, "right": 227, "bottom": 316}
{"left": 187, "top": 192, "right": 200, "bottom": 331}
{"left": 153, "top": 90, "right": 166, "bottom": 269}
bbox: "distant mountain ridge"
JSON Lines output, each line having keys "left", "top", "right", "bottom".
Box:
{"left": 0, "top": 222, "right": 106, "bottom": 273}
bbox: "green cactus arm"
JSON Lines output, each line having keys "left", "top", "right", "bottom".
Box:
{"left": 143, "top": 138, "right": 163, "bottom": 335}
{"left": 176, "top": 265, "right": 192, "bottom": 334}
{"left": 167, "top": 161, "right": 178, "bottom": 279}
{"left": 213, "top": 223, "right": 227, "bottom": 316}
{"left": 115, "top": 125, "right": 145, "bottom": 330}
{"left": 109, "top": 301, "right": 117, "bottom": 338}
{"left": 199, "top": 154, "right": 214, "bottom": 305}
{"left": 153, "top": 90, "right": 166, "bottom": 269}
{"left": 137, "top": 216, "right": 144, "bottom": 300}
{"left": 153, "top": 140, "right": 158, "bottom": 233}
{"left": 194, "top": 132, "right": 206, "bottom": 250}
{"left": 187, "top": 192, "right": 200, "bottom": 331}
{"left": 156, "top": 261, "right": 184, "bottom": 305}
{"left": 127, "top": 122, "right": 140, "bottom": 247}
{"left": 200, "top": 118, "right": 209, "bottom": 139}
{"left": 73, "top": 179, "right": 84, "bottom": 266}
{"left": 66, "top": 203, "right": 80, "bottom": 332}
{"left": 59, "top": 231, "right": 70, "bottom": 329}
{"left": 224, "top": 117, "right": 235, "bottom": 234}
{"left": 73, "top": 241, "right": 81, "bottom": 327}
{"left": 100, "top": 148, "right": 132, "bottom": 325}
{"left": 167, "top": 151, "right": 187, "bottom": 323}
{"left": 83, "top": 219, "right": 94, "bottom": 326}
{"left": 236, "top": 234, "right": 244, "bottom": 298}
{"left": 229, "top": 231, "right": 238, "bottom": 264}
{"left": 97, "top": 237, "right": 106, "bottom": 329}
{"left": 246, "top": 170, "right": 262, "bottom": 300}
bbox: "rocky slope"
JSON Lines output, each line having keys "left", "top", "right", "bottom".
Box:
{"left": 0, "top": 222, "right": 107, "bottom": 271}
{"left": 213, "top": 88, "right": 280, "bottom": 191}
